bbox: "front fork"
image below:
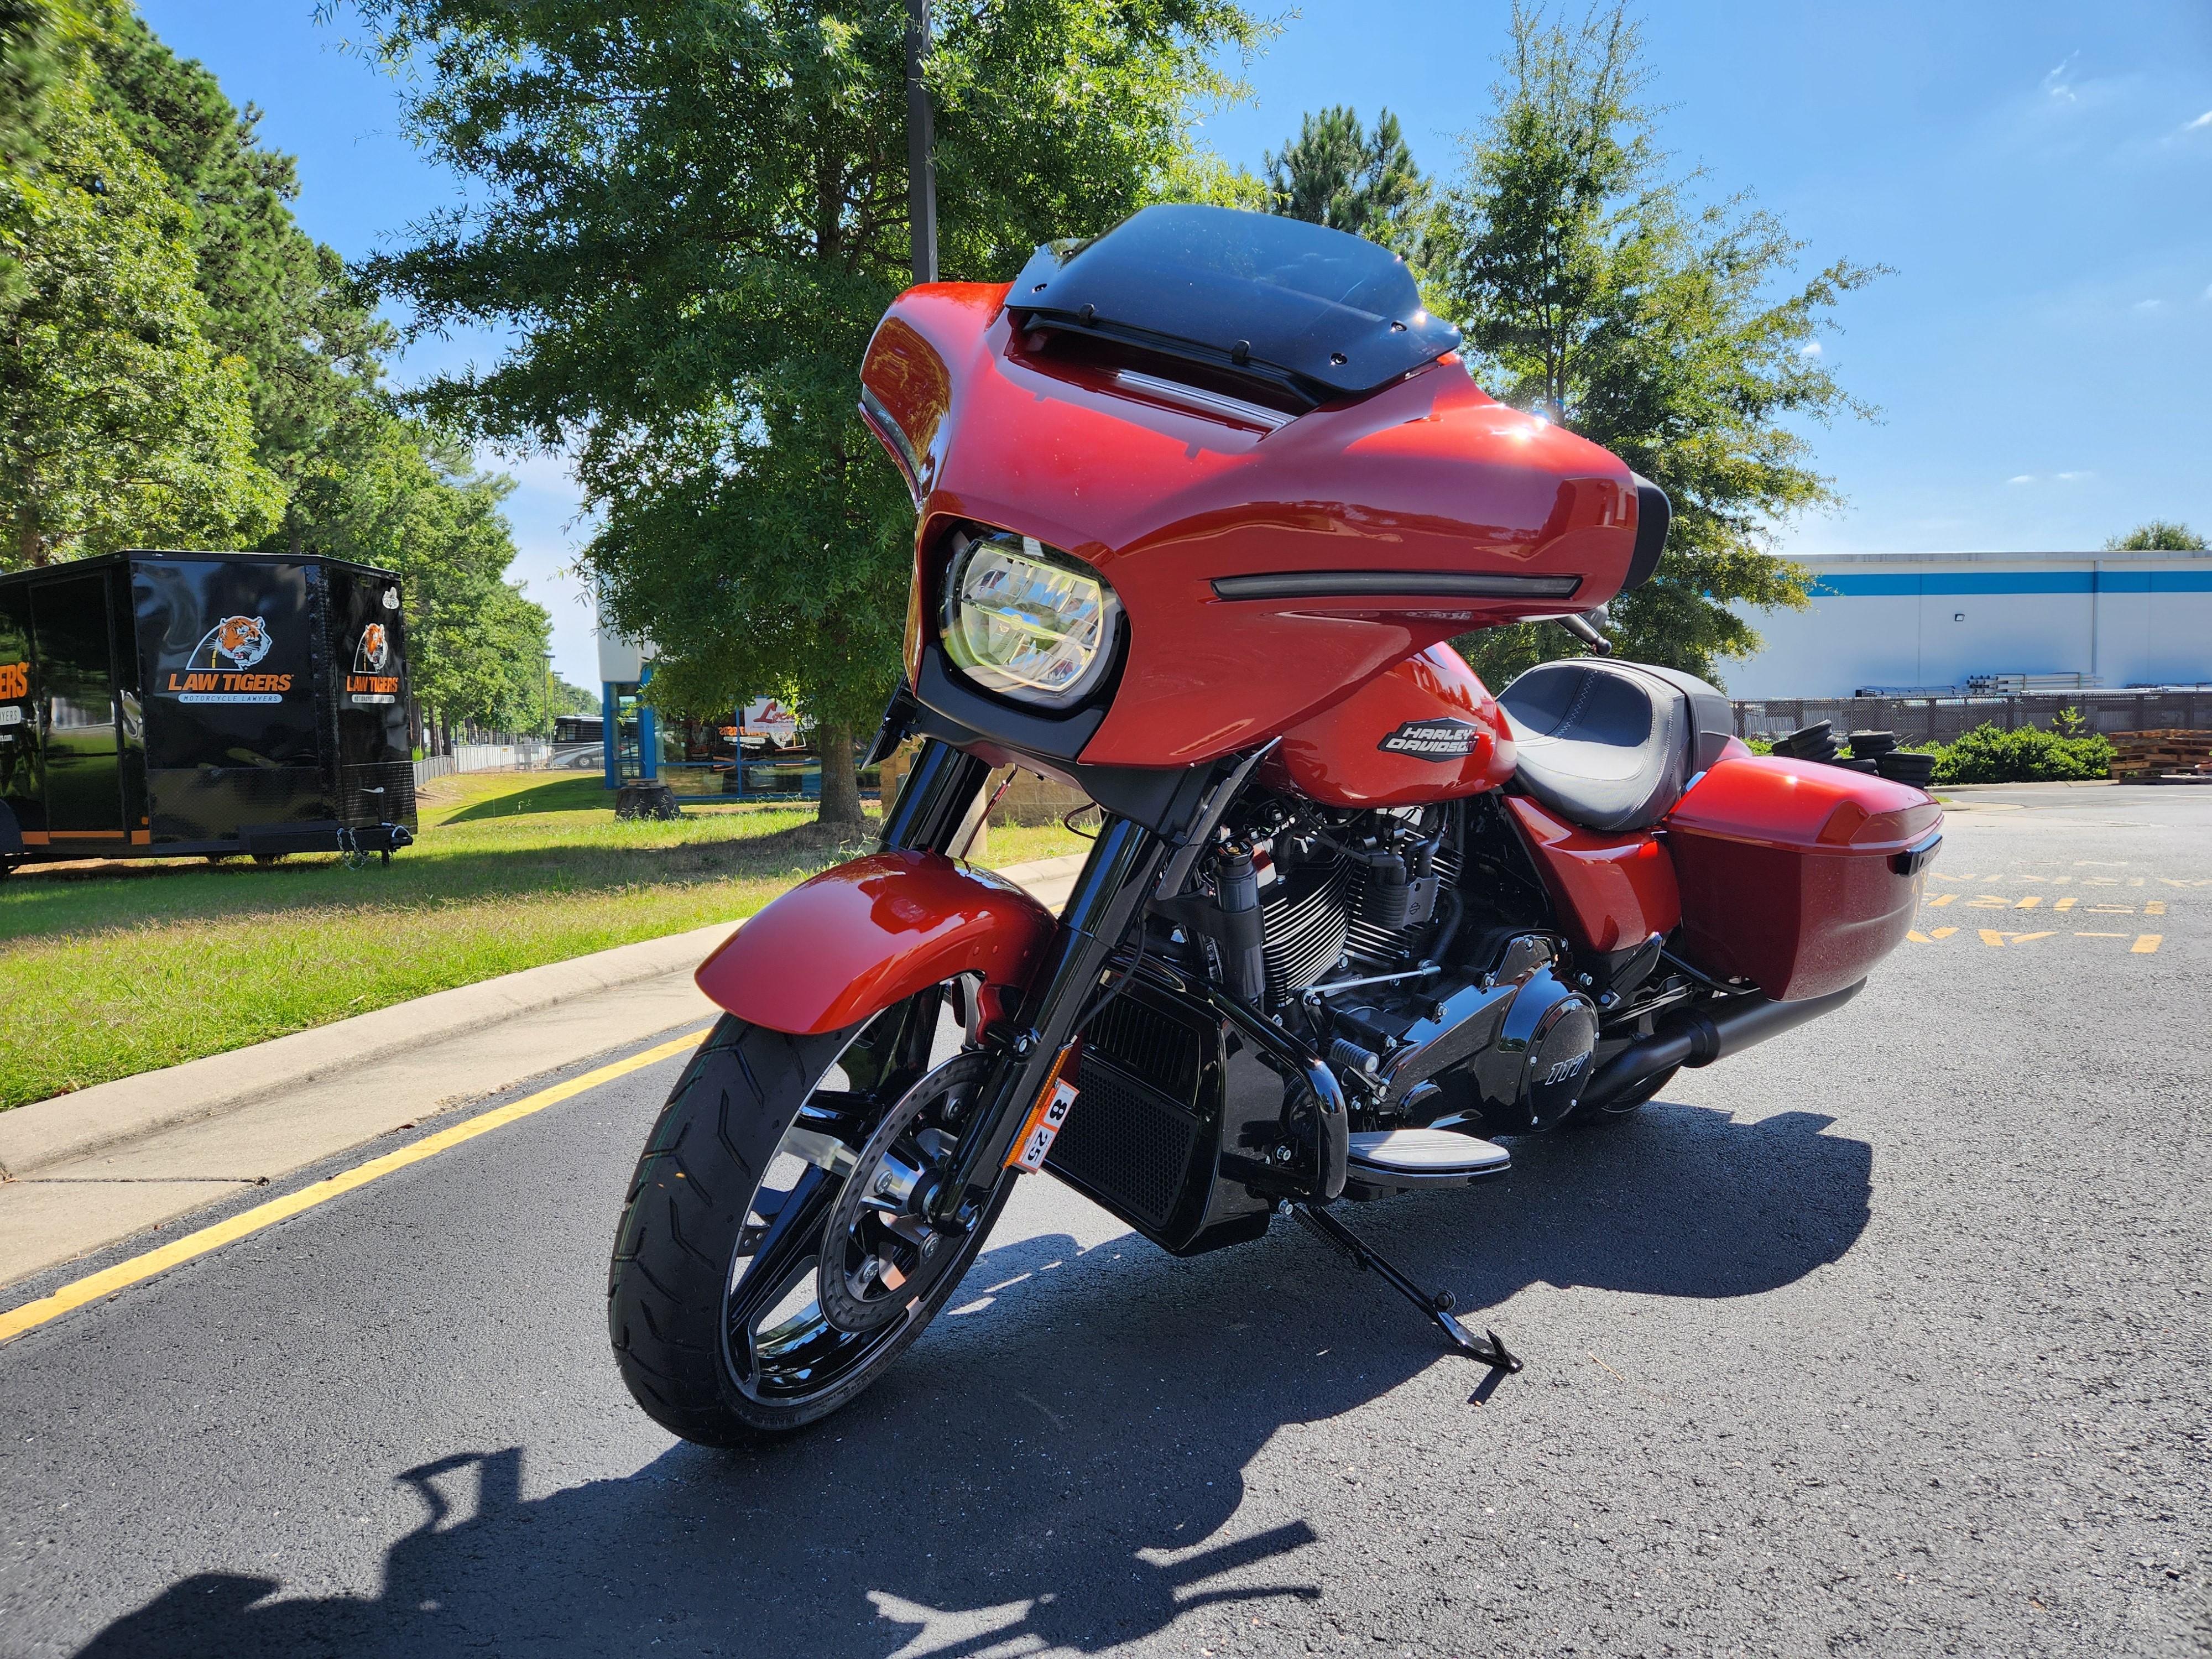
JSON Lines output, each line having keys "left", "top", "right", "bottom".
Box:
{"left": 878, "top": 739, "right": 1180, "bottom": 1225}
{"left": 878, "top": 736, "right": 1499, "bottom": 1371}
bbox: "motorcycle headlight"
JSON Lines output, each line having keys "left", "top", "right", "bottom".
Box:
{"left": 940, "top": 528, "right": 1120, "bottom": 709}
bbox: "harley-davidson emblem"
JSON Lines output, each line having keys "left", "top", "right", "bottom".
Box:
{"left": 1378, "top": 717, "right": 1481, "bottom": 760}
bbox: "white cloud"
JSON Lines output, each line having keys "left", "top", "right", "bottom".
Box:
{"left": 2187, "top": 110, "right": 2212, "bottom": 131}
{"left": 2057, "top": 471, "right": 2095, "bottom": 482}
{"left": 2008, "top": 474, "right": 2037, "bottom": 485}
{"left": 2135, "top": 298, "right": 2164, "bottom": 312}
{"left": 2203, "top": 283, "right": 2212, "bottom": 302}
{"left": 2042, "top": 55, "right": 2078, "bottom": 102}
{"left": 1799, "top": 341, "right": 1824, "bottom": 358}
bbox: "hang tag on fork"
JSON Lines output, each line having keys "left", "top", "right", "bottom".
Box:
{"left": 1010, "top": 1078, "right": 1079, "bottom": 1173}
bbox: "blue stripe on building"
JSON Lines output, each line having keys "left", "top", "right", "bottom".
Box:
{"left": 1809, "top": 571, "right": 2212, "bottom": 597}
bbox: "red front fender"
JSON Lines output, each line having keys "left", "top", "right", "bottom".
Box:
{"left": 695, "top": 851, "right": 1059, "bottom": 1036}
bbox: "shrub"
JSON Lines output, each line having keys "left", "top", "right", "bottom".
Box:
{"left": 1925, "top": 723, "right": 2114, "bottom": 785}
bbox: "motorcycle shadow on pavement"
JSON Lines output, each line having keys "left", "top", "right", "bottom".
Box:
{"left": 79, "top": 1100, "right": 1870, "bottom": 1658}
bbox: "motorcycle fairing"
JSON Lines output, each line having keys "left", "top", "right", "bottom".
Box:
{"left": 860, "top": 284, "right": 1645, "bottom": 772}
{"left": 695, "top": 851, "right": 1057, "bottom": 1036}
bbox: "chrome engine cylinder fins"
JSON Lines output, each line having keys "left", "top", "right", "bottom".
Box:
{"left": 1259, "top": 857, "right": 1355, "bottom": 1002}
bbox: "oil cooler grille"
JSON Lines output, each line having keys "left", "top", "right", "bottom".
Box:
{"left": 1046, "top": 1058, "right": 1198, "bottom": 1233}
{"left": 1084, "top": 992, "right": 1203, "bottom": 1104}
{"left": 1047, "top": 993, "right": 1209, "bottom": 1233}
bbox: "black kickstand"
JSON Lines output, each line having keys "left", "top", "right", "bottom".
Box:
{"left": 1291, "top": 1202, "right": 1522, "bottom": 1374}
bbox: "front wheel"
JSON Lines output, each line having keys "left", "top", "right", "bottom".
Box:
{"left": 607, "top": 995, "right": 1010, "bottom": 1446}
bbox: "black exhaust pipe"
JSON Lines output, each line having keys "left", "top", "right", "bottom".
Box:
{"left": 1579, "top": 979, "right": 1865, "bottom": 1112}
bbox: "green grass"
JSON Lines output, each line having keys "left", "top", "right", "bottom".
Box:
{"left": 0, "top": 771, "right": 1086, "bottom": 1110}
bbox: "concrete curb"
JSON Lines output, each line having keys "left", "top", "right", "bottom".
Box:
{"left": 0, "top": 851, "right": 1090, "bottom": 1184}
{"left": 1934, "top": 780, "right": 2119, "bottom": 792}
{"left": 0, "top": 920, "right": 743, "bottom": 1181}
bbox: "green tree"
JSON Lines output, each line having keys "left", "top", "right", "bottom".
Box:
{"left": 87, "top": 12, "right": 392, "bottom": 547}
{"left": 0, "top": 78, "right": 281, "bottom": 565}
{"left": 1433, "top": 3, "right": 1880, "bottom": 687}
{"left": 1, "top": 2, "right": 74, "bottom": 158}
{"left": 351, "top": 0, "right": 1266, "bottom": 825}
{"left": 1, "top": 1, "right": 90, "bottom": 304}
{"left": 283, "top": 398, "right": 550, "bottom": 735}
{"left": 548, "top": 675, "right": 599, "bottom": 718}
{"left": 1265, "top": 105, "right": 1434, "bottom": 255}
{"left": 2105, "top": 521, "right": 2205, "bottom": 551}
{"left": 1149, "top": 145, "right": 1272, "bottom": 212}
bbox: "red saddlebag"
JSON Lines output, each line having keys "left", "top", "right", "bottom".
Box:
{"left": 1665, "top": 757, "right": 1942, "bottom": 1002}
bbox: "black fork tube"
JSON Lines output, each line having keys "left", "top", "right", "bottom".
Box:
{"left": 925, "top": 812, "right": 1169, "bottom": 1222}
{"left": 879, "top": 738, "right": 992, "bottom": 854}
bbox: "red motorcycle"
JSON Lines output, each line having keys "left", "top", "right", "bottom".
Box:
{"left": 607, "top": 206, "right": 1942, "bottom": 1445}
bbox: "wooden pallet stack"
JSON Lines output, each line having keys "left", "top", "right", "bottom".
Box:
{"left": 2109, "top": 729, "right": 2212, "bottom": 784}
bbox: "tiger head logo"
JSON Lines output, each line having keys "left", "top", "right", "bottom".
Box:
{"left": 354, "top": 623, "right": 390, "bottom": 674}
{"left": 189, "top": 615, "right": 272, "bottom": 670}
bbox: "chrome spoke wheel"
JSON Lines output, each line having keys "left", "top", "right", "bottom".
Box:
{"left": 818, "top": 1053, "right": 992, "bottom": 1335}
{"left": 716, "top": 993, "right": 995, "bottom": 1408}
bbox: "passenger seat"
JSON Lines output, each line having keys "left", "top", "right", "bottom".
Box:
{"left": 1495, "top": 658, "right": 1734, "bottom": 833}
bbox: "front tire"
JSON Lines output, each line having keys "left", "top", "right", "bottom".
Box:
{"left": 607, "top": 1002, "right": 1009, "bottom": 1446}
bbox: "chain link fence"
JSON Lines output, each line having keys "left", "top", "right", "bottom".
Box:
{"left": 411, "top": 740, "right": 552, "bottom": 790}
{"left": 1730, "top": 690, "right": 2212, "bottom": 745}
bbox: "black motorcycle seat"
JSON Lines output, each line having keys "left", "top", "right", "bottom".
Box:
{"left": 1496, "top": 658, "right": 1734, "bottom": 833}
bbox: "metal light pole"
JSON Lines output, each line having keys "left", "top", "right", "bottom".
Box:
{"left": 905, "top": 0, "right": 937, "bottom": 284}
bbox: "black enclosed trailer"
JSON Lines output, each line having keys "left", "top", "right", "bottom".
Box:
{"left": 0, "top": 551, "right": 416, "bottom": 871}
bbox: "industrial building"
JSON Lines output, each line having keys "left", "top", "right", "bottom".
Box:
{"left": 1724, "top": 549, "right": 2212, "bottom": 698}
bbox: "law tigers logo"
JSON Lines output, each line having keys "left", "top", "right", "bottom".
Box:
{"left": 354, "top": 623, "right": 390, "bottom": 674}
{"left": 187, "top": 615, "right": 272, "bottom": 670}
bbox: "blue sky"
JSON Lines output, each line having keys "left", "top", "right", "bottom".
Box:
{"left": 141, "top": 1, "right": 2212, "bottom": 687}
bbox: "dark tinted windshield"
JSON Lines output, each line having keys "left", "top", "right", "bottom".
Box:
{"left": 1008, "top": 205, "right": 1459, "bottom": 403}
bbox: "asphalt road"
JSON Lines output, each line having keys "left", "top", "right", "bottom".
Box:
{"left": 2, "top": 782, "right": 2206, "bottom": 1658}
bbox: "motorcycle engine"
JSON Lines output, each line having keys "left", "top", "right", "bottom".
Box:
{"left": 1247, "top": 803, "right": 1458, "bottom": 1001}
{"left": 1217, "top": 796, "right": 1598, "bottom": 1133}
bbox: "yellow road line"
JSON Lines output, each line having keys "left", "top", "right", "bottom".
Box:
{"left": 0, "top": 1025, "right": 713, "bottom": 1348}
{"left": 2132, "top": 935, "right": 2162, "bottom": 954}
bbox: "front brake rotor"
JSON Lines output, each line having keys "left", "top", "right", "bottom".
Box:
{"left": 818, "top": 1051, "right": 990, "bottom": 1334}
